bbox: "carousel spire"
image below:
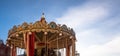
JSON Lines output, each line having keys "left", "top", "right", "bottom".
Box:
{"left": 41, "top": 13, "right": 45, "bottom": 18}
{"left": 40, "top": 13, "right": 45, "bottom": 21}
{"left": 40, "top": 13, "right": 47, "bottom": 23}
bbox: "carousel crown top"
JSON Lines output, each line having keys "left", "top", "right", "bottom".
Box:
{"left": 6, "top": 13, "right": 76, "bottom": 49}
{"left": 8, "top": 13, "right": 75, "bottom": 38}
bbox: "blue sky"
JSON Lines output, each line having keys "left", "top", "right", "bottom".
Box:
{"left": 0, "top": 0, "right": 85, "bottom": 41}
{"left": 0, "top": 0, "right": 120, "bottom": 56}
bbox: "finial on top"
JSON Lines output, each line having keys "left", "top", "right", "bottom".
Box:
{"left": 42, "top": 13, "right": 44, "bottom": 15}
{"left": 41, "top": 13, "right": 45, "bottom": 18}
{"left": 40, "top": 13, "right": 46, "bottom": 23}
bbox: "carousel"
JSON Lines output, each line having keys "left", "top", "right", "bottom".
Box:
{"left": 6, "top": 13, "right": 76, "bottom": 56}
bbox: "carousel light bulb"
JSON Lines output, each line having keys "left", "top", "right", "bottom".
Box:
{"left": 6, "top": 44, "right": 9, "bottom": 46}
{"left": 44, "top": 32, "right": 47, "bottom": 35}
{"left": 11, "top": 46, "right": 13, "bottom": 49}
{"left": 16, "top": 34, "right": 19, "bottom": 37}
{"left": 70, "top": 36, "right": 73, "bottom": 39}
{"left": 59, "top": 33, "right": 62, "bottom": 36}
{"left": 28, "top": 32, "right": 32, "bottom": 35}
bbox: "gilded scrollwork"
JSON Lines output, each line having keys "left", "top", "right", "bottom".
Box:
{"left": 49, "top": 22, "right": 57, "bottom": 29}
{"left": 41, "top": 21, "right": 48, "bottom": 29}
{"left": 8, "top": 29, "right": 13, "bottom": 35}
{"left": 28, "top": 23, "right": 33, "bottom": 29}
{"left": 33, "top": 21, "right": 41, "bottom": 29}
{"left": 17, "top": 25, "right": 23, "bottom": 31}
{"left": 70, "top": 28, "right": 75, "bottom": 36}
{"left": 8, "top": 15, "right": 76, "bottom": 39}
{"left": 21, "top": 22, "right": 28, "bottom": 30}
{"left": 61, "top": 24, "right": 68, "bottom": 32}
{"left": 7, "top": 14, "right": 77, "bottom": 53}
{"left": 12, "top": 25, "right": 17, "bottom": 33}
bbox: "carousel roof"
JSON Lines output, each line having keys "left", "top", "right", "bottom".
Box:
{"left": 6, "top": 13, "right": 76, "bottom": 49}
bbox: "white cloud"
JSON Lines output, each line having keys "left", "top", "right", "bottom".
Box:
{"left": 80, "top": 35, "right": 120, "bottom": 56}
{"left": 56, "top": 1, "right": 109, "bottom": 29}
{"left": 55, "top": 0, "right": 120, "bottom": 56}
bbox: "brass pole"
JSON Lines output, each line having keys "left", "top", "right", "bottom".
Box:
{"left": 72, "top": 38, "right": 75, "bottom": 56}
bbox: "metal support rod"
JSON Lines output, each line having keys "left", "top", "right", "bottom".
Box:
{"left": 72, "top": 38, "right": 75, "bottom": 56}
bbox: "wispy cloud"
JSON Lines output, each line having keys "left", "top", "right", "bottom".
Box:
{"left": 81, "top": 34, "right": 120, "bottom": 56}
{"left": 55, "top": 0, "right": 120, "bottom": 56}
{"left": 56, "top": 0, "right": 110, "bottom": 29}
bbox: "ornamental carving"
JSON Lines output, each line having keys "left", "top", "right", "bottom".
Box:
{"left": 8, "top": 16, "right": 75, "bottom": 37}
{"left": 7, "top": 14, "right": 76, "bottom": 56}
{"left": 49, "top": 22, "right": 57, "bottom": 29}
{"left": 17, "top": 25, "right": 23, "bottom": 31}
{"left": 12, "top": 25, "right": 17, "bottom": 33}
{"left": 33, "top": 21, "right": 41, "bottom": 29}
{"left": 70, "top": 28, "right": 75, "bottom": 36}
{"left": 28, "top": 23, "right": 33, "bottom": 30}
{"left": 21, "top": 22, "right": 28, "bottom": 30}
{"left": 61, "top": 25, "right": 68, "bottom": 31}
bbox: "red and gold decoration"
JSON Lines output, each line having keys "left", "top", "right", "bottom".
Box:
{"left": 6, "top": 13, "right": 76, "bottom": 56}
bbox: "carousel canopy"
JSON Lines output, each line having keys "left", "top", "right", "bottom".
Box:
{"left": 6, "top": 13, "right": 76, "bottom": 49}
